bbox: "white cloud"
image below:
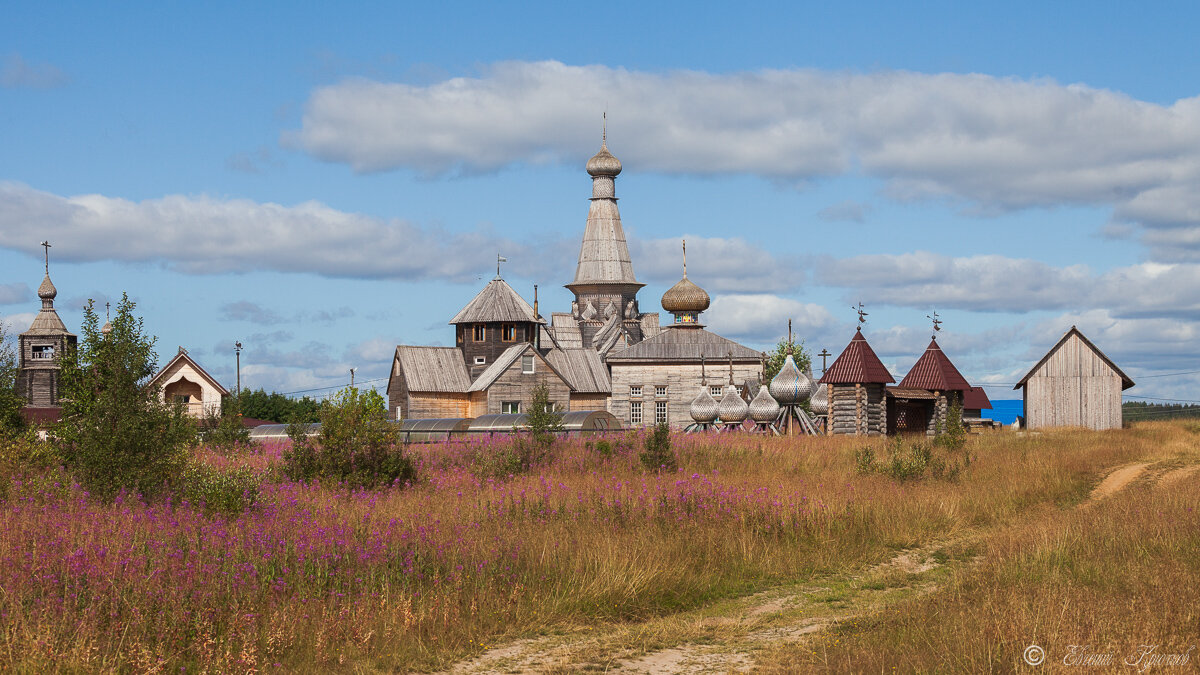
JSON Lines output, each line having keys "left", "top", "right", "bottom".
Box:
{"left": 289, "top": 61, "right": 1200, "bottom": 259}
{"left": 0, "top": 182, "right": 573, "bottom": 283}
{"left": 1, "top": 54, "right": 68, "bottom": 89}
{"left": 631, "top": 236, "right": 799, "bottom": 293}
{"left": 0, "top": 282, "right": 30, "bottom": 305}
{"left": 1, "top": 312, "right": 37, "bottom": 335}
{"left": 705, "top": 294, "right": 834, "bottom": 344}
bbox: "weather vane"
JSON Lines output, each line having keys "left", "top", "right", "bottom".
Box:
{"left": 496, "top": 253, "right": 507, "bottom": 277}
{"left": 927, "top": 310, "right": 942, "bottom": 338}
{"left": 853, "top": 302, "right": 868, "bottom": 327}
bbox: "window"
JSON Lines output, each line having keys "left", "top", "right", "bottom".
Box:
{"left": 502, "top": 401, "right": 521, "bottom": 414}
{"left": 32, "top": 345, "right": 55, "bottom": 360}
{"left": 521, "top": 354, "right": 535, "bottom": 374}
{"left": 630, "top": 386, "right": 642, "bottom": 398}
{"left": 630, "top": 401, "right": 643, "bottom": 425}
{"left": 473, "top": 324, "right": 486, "bottom": 341}
{"left": 655, "top": 401, "right": 668, "bottom": 425}
{"left": 501, "top": 324, "right": 516, "bottom": 342}
{"left": 655, "top": 386, "right": 668, "bottom": 398}
{"left": 474, "top": 356, "right": 486, "bottom": 365}
{"left": 710, "top": 385, "right": 723, "bottom": 397}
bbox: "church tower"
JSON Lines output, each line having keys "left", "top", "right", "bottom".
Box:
{"left": 17, "top": 242, "right": 77, "bottom": 408}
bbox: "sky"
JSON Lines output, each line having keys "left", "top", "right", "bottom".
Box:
{"left": 3, "top": 1, "right": 1200, "bottom": 411}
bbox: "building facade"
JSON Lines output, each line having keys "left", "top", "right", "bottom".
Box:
{"left": 1014, "top": 326, "right": 1133, "bottom": 430}
{"left": 16, "top": 263, "right": 76, "bottom": 410}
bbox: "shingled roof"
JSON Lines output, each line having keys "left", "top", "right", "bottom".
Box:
{"left": 820, "top": 329, "right": 895, "bottom": 385}
{"left": 605, "top": 327, "right": 762, "bottom": 363}
{"left": 546, "top": 348, "right": 611, "bottom": 393}
{"left": 449, "top": 277, "right": 544, "bottom": 325}
{"left": 898, "top": 338, "right": 971, "bottom": 393}
{"left": 393, "top": 346, "right": 472, "bottom": 392}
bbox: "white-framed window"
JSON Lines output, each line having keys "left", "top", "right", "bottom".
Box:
{"left": 474, "top": 356, "right": 486, "bottom": 365}
{"left": 630, "top": 385, "right": 642, "bottom": 398}
{"left": 521, "top": 354, "right": 535, "bottom": 374}
{"left": 655, "top": 386, "right": 668, "bottom": 398}
{"left": 502, "top": 401, "right": 521, "bottom": 414}
{"left": 630, "top": 401, "right": 643, "bottom": 425}
{"left": 710, "top": 385, "right": 723, "bottom": 397}
{"left": 655, "top": 400, "right": 668, "bottom": 424}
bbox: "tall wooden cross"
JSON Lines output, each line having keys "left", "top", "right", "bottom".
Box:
{"left": 818, "top": 348, "right": 832, "bottom": 374}
{"left": 40, "top": 240, "right": 51, "bottom": 274}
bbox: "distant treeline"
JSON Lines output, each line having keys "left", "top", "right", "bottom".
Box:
{"left": 230, "top": 388, "right": 322, "bottom": 423}
{"left": 1122, "top": 401, "right": 1200, "bottom": 421}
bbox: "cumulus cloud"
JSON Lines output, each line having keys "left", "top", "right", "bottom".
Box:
{"left": 0, "top": 282, "right": 30, "bottom": 305}
{"left": 1, "top": 54, "right": 68, "bottom": 89}
{"left": 1, "top": 312, "right": 36, "bottom": 335}
{"left": 631, "top": 236, "right": 800, "bottom": 293}
{"left": 705, "top": 294, "right": 834, "bottom": 344}
{"left": 0, "top": 182, "right": 574, "bottom": 283}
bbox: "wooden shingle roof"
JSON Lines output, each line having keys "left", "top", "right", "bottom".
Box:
{"left": 546, "top": 348, "right": 611, "bottom": 393}
{"left": 1013, "top": 326, "right": 1135, "bottom": 390}
{"left": 605, "top": 327, "right": 762, "bottom": 363}
{"left": 898, "top": 338, "right": 971, "bottom": 393}
{"left": 449, "top": 277, "right": 543, "bottom": 325}
{"left": 820, "top": 329, "right": 895, "bottom": 385}
{"left": 394, "top": 346, "right": 472, "bottom": 392}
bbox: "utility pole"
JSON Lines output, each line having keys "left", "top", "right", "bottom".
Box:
{"left": 350, "top": 368, "right": 356, "bottom": 387}
{"left": 235, "top": 342, "right": 242, "bottom": 396}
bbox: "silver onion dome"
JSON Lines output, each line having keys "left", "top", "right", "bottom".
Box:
{"left": 810, "top": 382, "right": 829, "bottom": 416}
{"left": 748, "top": 385, "right": 781, "bottom": 423}
{"left": 717, "top": 386, "right": 748, "bottom": 424}
{"left": 37, "top": 275, "right": 57, "bottom": 300}
{"left": 769, "top": 354, "right": 812, "bottom": 405}
{"left": 586, "top": 143, "right": 622, "bottom": 177}
{"left": 689, "top": 386, "right": 719, "bottom": 424}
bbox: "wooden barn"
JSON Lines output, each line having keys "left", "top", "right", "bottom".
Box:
{"left": 820, "top": 329, "right": 895, "bottom": 435}
{"left": 1014, "top": 326, "right": 1134, "bottom": 430}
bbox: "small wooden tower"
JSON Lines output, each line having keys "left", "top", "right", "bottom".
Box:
{"left": 820, "top": 328, "right": 894, "bottom": 435}
{"left": 449, "top": 273, "right": 546, "bottom": 379}
{"left": 895, "top": 336, "right": 972, "bottom": 435}
{"left": 16, "top": 242, "right": 77, "bottom": 409}
{"left": 1014, "top": 326, "right": 1134, "bottom": 430}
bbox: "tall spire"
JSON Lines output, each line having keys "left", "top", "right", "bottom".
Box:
{"left": 569, "top": 126, "right": 642, "bottom": 292}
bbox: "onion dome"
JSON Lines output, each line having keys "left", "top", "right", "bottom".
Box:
{"left": 101, "top": 320, "right": 112, "bottom": 335}
{"left": 661, "top": 275, "right": 710, "bottom": 313}
{"left": 810, "top": 382, "right": 829, "bottom": 416}
{"left": 748, "top": 385, "right": 781, "bottom": 423}
{"left": 769, "top": 354, "right": 812, "bottom": 405}
{"left": 37, "top": 275, "right": 57, "bottom": 300}
{"left": 689, "top": 386, "right": 719, "bottom": 424}
{"left": 717, "top": 386, "right": 748, "bottom": 424}
{"left": 586, "top": 143, "right": 622, "bottom": 177}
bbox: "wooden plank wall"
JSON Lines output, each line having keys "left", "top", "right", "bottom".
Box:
{"left": 408, "top": 392, "right": 470, "bottom": 419}
{"left": 610, "top": 363, "right": 762, "bottom": 429}
{"left": 483, "top": 357, "right": 571, "bottom": 414}
{"left": 1025, "top": 334, "right": 1123, "bottom": 430}
{"left": 829, "top": 383, "right": 887, "bottom": 436}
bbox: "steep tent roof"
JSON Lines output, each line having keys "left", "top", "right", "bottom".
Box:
{"left": 1013, "top": 326, "right": 1135, "bottom": 390}
{"left": 449, "top": 277, "right": 544, "bottom": 325}
{"left": 605, "top": 327, "right": 762, "bottom": 363}
{"left": 545, "top": 348, "right": 611, "bottom": 393}
{"left": 393, "top": 346, "right": 472, "bottom": 392}
{"left": 898, "top": 338, "right": 972, "bottom": 393}
{"left": 820, "top": 329, "right": 895, "bottom": 385}
{"left": 964, "top": 386, "right": 992, "bottom": 411}
{"left": 149, "top": 348, "right": 230, "bottom": 396}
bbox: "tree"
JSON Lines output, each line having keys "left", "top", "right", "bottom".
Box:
{"left": 201, "top": 394, "right": 252, "bottom": 451}
{"left": 525, "top": 383, "right": 564, "bottom": 448}
{"left": 0, "top": 317, "right": 23, "bottom": 433}
{"left": 55, "top": 294, "right": 195, "bottom": 500}
{"left": 763, "top": 337, "right": 812, "bottom": 383}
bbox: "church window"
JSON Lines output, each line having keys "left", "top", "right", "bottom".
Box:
{"left": 655, "top": 401, "right": 668, "bottom": 424}
{"left": 655, "top": 386, "right": 668, "bottom": 398}
{"left": 521, "top": 354, "right": 535, "bottom": 374}
{"left": 473, "top": 324, "right": 486, "bottom": 341}
{"left": 710, "top": 385, "right": 723, "bottom": 397}
{"left": 501, "top": 324, "right": 516, "bottom": 342}
{"left": 630, "top": 401, "right": 643, "bottom": 425}
{"left": 629, "top": 386, "right": 642, "bottom": 398}
{"left": 502, "top": 401, "right": 521, "bottom": 414}
{"left": 32, "top": 345, "right": 55, "bottom": 359}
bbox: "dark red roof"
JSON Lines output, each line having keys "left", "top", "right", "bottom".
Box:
{"left": 240, "top": 417, "right": 273, "bottom": 428}
{"left": 20, "top": 406, "right": 62, "bottom": 425}
{"left": 963, "top": 386, "right": 992, "bottom": 411}
{"left": 820, "top": 329, "right": 895, "bottom": 385}
{"left": 898, "top": 338, "right": 972, "bottom": 393}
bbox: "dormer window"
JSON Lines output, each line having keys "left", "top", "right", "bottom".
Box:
{"left": 473, "top": 324, "right": 486, "bottom": 342}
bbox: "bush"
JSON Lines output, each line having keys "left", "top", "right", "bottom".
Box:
{"left": 0, "top": 317, "right": 23, "bottom": 434}
{"left": 178, "top": 461, "right": 260, "bottom": 516}
{"left": 525, "top": 383, "right": 564, "bottom": 451}
{"left": 934, "top": 397, "right": 967, "bottom": 452}
{"left": 857, "top": 435, "right": 969, "bottom": 482}
{"left": 202, "top": 396, "right": 252, "bottom": 452}
{"left": 55, "top": 295, "right": 196, "bottom": 500}
{"left": 0, "top": 430, "right": 67, "bottom": 501}
{"left": 283, "top": 386, "right": 416, "bottom": 489}
{"left": 640, "top": 423, "right": 676, "bottom": 472}
{"left": 854, "top": 446, "right": 876, "bottom": 474}
{"left": 594, "top": 439, "right": 613, "bottom": 457}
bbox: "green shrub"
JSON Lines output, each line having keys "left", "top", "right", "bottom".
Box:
{"left": 594, "top": 439, "right": 613, "bottom": 457}
{"left": 0, "top": 431, "right": 68, "bottom": 501}
{"left": 202, "top": 396, "right": 252, "bottom": 452}
{"left": 640, "top": 423, "right": 676, "bottom": 472}
{"left": 283, "top": 387, "right": 416, "bottom": 489}
{"left": 179, "top": 462, "right": 260, "bottom": 516}
{"left": 854, "top": 446, "right": 876, "bottom": 474}
{"left": 933, "top": 398, "right": 967, "bottom": 452}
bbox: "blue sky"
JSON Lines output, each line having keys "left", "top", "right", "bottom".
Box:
{"left": 4, "top": 1, "right": 1200, "bottom": 406}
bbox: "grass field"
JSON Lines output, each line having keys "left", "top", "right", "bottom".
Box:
{"left": 1, "top": 422, "right": 1196, "bottom": 672}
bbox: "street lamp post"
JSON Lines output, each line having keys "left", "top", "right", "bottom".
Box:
{"left": 235, "top": 341, "right": 242, "bottom": 396}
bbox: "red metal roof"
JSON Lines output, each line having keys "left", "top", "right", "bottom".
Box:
{"left": 820, "top": 329, "right": 895, "bottom": 385}
{"left": 963, "top": 386, "right": 992, "bottom": 411}
{"left": 898, "top": 338, "right": 972, "bottom": 393}
{"left": 19, "top": 406, "right": 62, "bottom": 426}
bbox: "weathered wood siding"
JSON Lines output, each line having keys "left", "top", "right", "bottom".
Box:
{"left": 1023, "top": 333, "right": 1124, "bottom": 430}
{"left": 828, "top": 383, "right": 887, "bottom": 436}
{"left": 483, "top": 355, "right": 571, "bottom": 414}
{"left": 387, "top": 357, "right": 409, "bottom": 419}
{"left": 569, "top": 393, "right": 610, "bottom": 412}
{"left": 407, "top": 392, "right": 470, "bottom": 419}
{"left": 610, "top": 363, "right": 762, "bottom": 429}
{"left": 457, "top": 322, "right": 536, "bottom": 379}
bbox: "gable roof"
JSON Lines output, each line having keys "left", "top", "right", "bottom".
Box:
{"left": 449, "top": 276, "right": 543, "bottom": 325}
{"left": 545, "top": 348, "right": 611, "bottom": 393}
{"left": 605, "top": 327, "right": 763, "bottom": 363}
{"left": 820, "top": 329, "right": 895, "bottom": 385}
{"left": 149, "top": 348, "right": 230, "bottom": 395}
{"left": 467, "top": 343, "right": 570, "bottom": 392}
{"left": 393, "top": 346, "right": 472, "bottom": 392}
{"left": 1013, "top": 325, "right": 1135, "bottom": 390}
{"left": 898, "top": 338, "right": 972, "bottom": 393}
